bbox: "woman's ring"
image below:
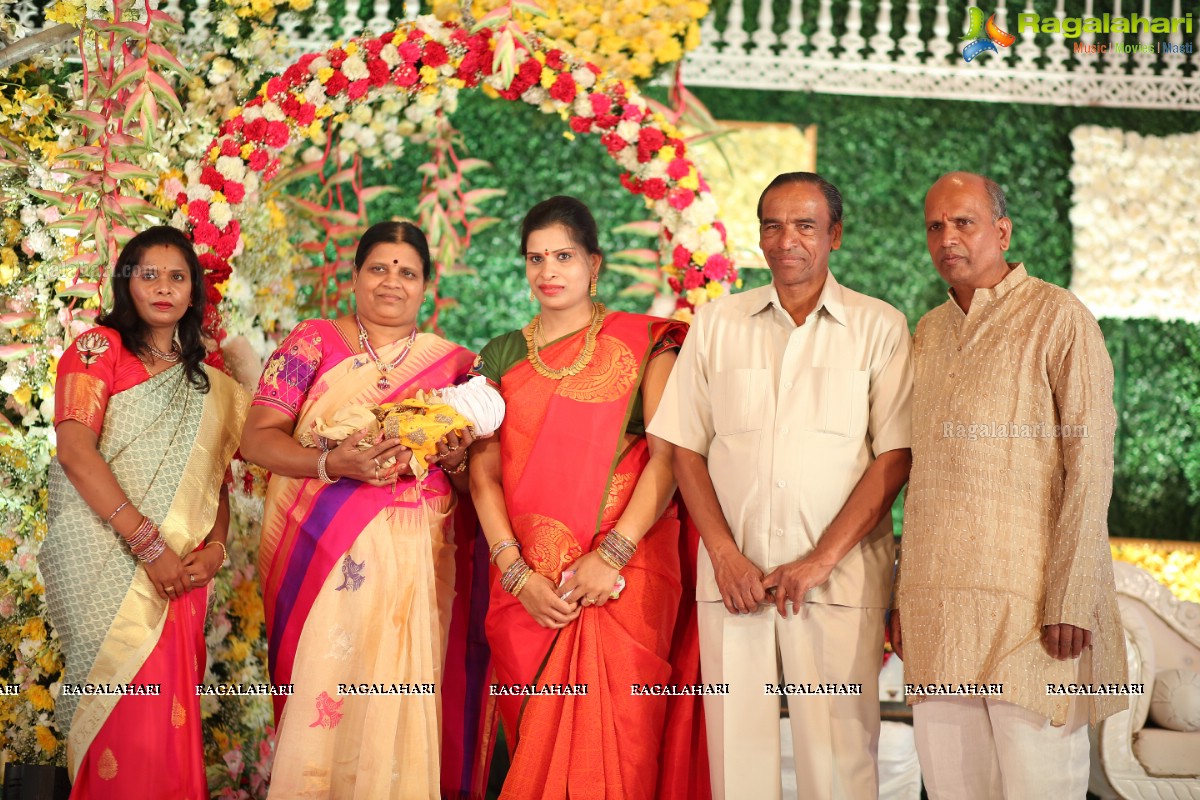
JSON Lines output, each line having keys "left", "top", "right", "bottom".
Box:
{"left": 189, "top": 574, "right": 196, "bottom": 583}
{"left": 166, "top": 586, "right": 175, "bottom": 593}
{"left": 373, "top": 457, "right": 380, "bottom": 467}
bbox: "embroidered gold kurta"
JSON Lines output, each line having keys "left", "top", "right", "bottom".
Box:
{"left": 898, "top": 264, "right": 1127, "bottom": 725}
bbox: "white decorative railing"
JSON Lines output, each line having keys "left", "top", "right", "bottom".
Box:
{"left": 8, "top": 0, "right": 1199, "bottom": 110}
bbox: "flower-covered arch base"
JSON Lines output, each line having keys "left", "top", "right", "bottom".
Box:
{"left": 177, "top": 15, "right": 735, "bottom": 342}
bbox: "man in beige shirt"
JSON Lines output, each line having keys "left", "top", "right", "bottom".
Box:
{"left": 650, "top": 172, "right": 913, "bottom": 800}
{"left": 893, "top": 171, "right": 1127, "bottom": 798}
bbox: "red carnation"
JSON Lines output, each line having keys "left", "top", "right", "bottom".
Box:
{"left": 187, "top": 199, "right": 210, "bottom": 224}
{"left": 457, "top": 53, "right": 482, "bottom": 85}
{"left": 198, "top": 252, "right": 225, "bottom": 271}
{"left": 266, "top": 76, "right": 286, "bottom": 98}
{"left": 297, "top": 53, "right": 318, "bottom": 71}
{"left": 638, "top": 127, "right": 666, "bottom": 153}
{"left": 175, "top": 191, "right": 188, "bottom": 207}
{"left": 393, "top": 65, "right": 418, "bottom": 87}
{"left": 668, "top": 188, "right": 695, "bottom": 210}
{"left": 587, "top": 63, "right": 601, "bottom": 75}
{"left": 590, "top": 94, "right": 612, "bottom": 116}
{"left": 223, "top": 182, "right": 245, "bottom": 204}
{"left": 600, "top": 132, "right": 628, "bottom": 155}
{"left": 265, "top": 120, "right": 290, "bottom": 149}
{"left": 667, "top": 158, "right": 691, "bottom": 180}
{"left": 704, "top": 254, "right": 731, "bottom": 282}
{"left": 220, "top": 116, "right": 244, "bottom": 136}
{"left": 295, "top": 102, "right": 315, "bottom": 125}
{"left": 545, "top": 49, "right": 565, "bottom": 70}
{"left": 548, "top": 73, "right": 576, "bottom": 103}
{"left": 593, "top": 113, "right": 619, "bottom": 130}
{"left": 328, "top": 49, "right": 347, "bottom": 68}
{"left": 398, "top": 41, "right": 421, "bottom": 64}
{"left": 325, "top": 71, "right": 349, "bottom": 95}
{"left": 281, "top": 94, "right": 300, "bottom": 117}
{"left": 243, "top": 117, "right": 269, "bottom": 142}
{"left": 642, "top": 178, "right": 668, "bottom": 200}
{"left": 205, "top": 283, "right": 224, "bottom": 304}
{"left": 668, "top": 276, "right": 683, "bottom": 293}
{"left": 193, "top": 221, "right": 220, "bottom": 246}
{"left": 347, "top": 79, "right": 369, "bottom": 100}
{"left": 248, "top": 148, "right": 269, "bottom": 171}
{"left": 622, "top": 105, "right": 644, "bottom": 122}
{"left": 220, "top": 138, "right": 240, "bottom": 157}
{"left": 422, "top": 41, "right": 449, "bottom": 68}
{"left": 620, "top": 174, "right": 642, "bottom": 193}
{"left": 263, "top": 159, "right": 280, "bottom": 181}
{"left": 199, "top": 166, "right": 224, "bottom": 191}
{"left": 683, "top": 268, "right": 705, "bottom": 290}
{"left": 368, "top": 58, "right": 390, "bottom": 86}
{"left": 569, "top": 116, "right": 592, "bottom": 133}
{"left": 282, "top": 65, "right": 305, "bottom": 88}
{"left": 364, "top": 38, "right": 384, "bottom": 56}
{"left": 672, "top": 244, "right": 691, "bottom": 270}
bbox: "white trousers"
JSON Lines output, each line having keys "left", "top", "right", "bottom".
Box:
{"left": 697, "top": 601, "right": 884, "bottom": 800}
{"left": 913, "top": 696, "right": 1090, "bottom": 799}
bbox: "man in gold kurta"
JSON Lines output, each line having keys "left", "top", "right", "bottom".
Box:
{"left": 893, "top": 172, "right": 1127, "bottom": 798}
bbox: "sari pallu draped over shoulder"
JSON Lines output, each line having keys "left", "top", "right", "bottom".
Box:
{"left": 485, "top": 312, "right": 710, "bottom": 800}
{"left": 256, "top": 331, "right": 490, "bottom": 799}
{"left": 41, "top": 364, "right": 247, "bottom": 782}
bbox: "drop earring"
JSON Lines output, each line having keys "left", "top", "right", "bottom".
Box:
{"left": 589, "top": 274, "right": 598, "bottom": 297}
{"left": 529, "top": 288, "right": 535, "bottom": 301}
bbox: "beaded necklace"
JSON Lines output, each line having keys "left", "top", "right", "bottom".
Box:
{"left": 355, "top": 315, "right": 418, "bottom": 390}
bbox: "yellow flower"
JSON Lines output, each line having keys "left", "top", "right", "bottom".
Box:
{"left": 678, "top": 172, "right": 700, "bottom": 191}
{"left": 35, "top": 726, "right": 58, "bottom": 754}
{"left": 706, "top": 280, "right": 725, "bottom": 299}
{"left": 540, "top": 67, "right": 556, "bottom": 89}
{"left": 658, "top": 145, "right": 677, "bottom": 162}
{"left": 1, "top": 219, "right": 20, "bottom": 246}
{"left": 27, "top": 685, "right": 54, "bottom": 712}
{"left": 692, "top": 250, "right": 709, "bottom": 266}
{"left": 36, "top": 649, "right": 61, "bottom": 675}
{"left": 0, "top": 538, "right": 15, "bottom": 560}
{"left": 12, "top": 386, "right": 32, "bottom": 407}
{"left": 227, "top": 637, "right": 251, "bottom": 661}
{"left": 419, "top": 65, "right": 438, "bottom": 84}
{"left": 22, "top": 618, "right": 46, "bottom": 640}
{"left": 289, "top": 0, "right": 313, "bottom": 9}
{"left": 317, "top": 67, "right": 335, "bottom": 84}
{"left": 315, "top": 104, "right": 334, "bottom": 119}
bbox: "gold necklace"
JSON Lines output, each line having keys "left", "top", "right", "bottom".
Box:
{"left": 524, "top": 303, "right": 606, "bottom": 380}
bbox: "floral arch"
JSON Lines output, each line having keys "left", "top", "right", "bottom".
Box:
{"left": 175, "top": 14, "right": 736, "bottom": 346}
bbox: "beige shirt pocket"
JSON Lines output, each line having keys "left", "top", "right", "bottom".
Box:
{"left": 790, "top": 367, "right": 869, "bottom": 438}
{"left": 711, "top": 368, "right": 769, "bottom": 436}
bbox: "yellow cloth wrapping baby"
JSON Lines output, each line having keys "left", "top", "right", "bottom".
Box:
{"left": 311, "top": 390, "right": 468, "bottom": 479}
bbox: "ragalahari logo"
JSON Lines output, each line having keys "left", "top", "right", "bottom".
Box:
{"left": 962, "top": 7, "right": 1016, "bottom": 62}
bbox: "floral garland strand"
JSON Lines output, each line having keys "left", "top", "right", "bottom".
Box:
{"left": 177, "top": 14, "right": 735, "bottom": 339}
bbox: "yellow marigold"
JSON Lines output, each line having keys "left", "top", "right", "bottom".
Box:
{"left": 1, "top": 219, "right": 20, "bottom": 246}
{"left": 35, "top": 725, "right": 58, "bottom": 754}
{"left": 0, "top": 538, "right": 16, "bottom": 561}
{"left": 45, "top": 1, "right": 85, "bottom": 27}
{"left": 37, "top": 649, "right": 61, "bottom": 675}
{"left": 22, "top": 618, "right": 46, "bottom": 641}
{"left": 27, "top": 684, "right": 54, "bottom": 712}
{"left": 227, "top": 638, "right": 251, "bottom": 662}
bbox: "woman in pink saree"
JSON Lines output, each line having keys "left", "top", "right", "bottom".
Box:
{"left": 241, "top": 221, "right": 488, "bottom": 799}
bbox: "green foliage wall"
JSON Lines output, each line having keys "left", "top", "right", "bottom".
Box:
{"left": 360, "top": 88, "right": 1200, "bottom": 540}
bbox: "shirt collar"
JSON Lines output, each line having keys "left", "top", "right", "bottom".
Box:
{"left": 749, "top": 271, "right": 848, "bottom": 327}
{"left": 948, "top": 262, "right": 1027, "bottom": 314}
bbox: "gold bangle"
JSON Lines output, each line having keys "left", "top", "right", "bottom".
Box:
{"left": 596, "top": 548, "right": 623, "bottom": 571}
{"left": 511, "top": 568, "right": 534, "bottom": 597}
{"left": 444, "top": 453, "right": 469, "bottom": 475}
{"left": 206, "top": 540, "right": 229, "bottom": 567}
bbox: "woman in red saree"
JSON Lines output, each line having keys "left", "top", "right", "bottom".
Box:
{"left": 41, "top": 226, "right": 247, "bottom": 798}
{"left": 471, "top": 196, "right": 709, "bottom": 799}
{"left": 241, "top": 221, "right": 487, "bottom": 799}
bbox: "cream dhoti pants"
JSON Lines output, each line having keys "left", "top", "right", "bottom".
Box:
{"left": 697, "top": 601, "right": 885, "bottom": 800}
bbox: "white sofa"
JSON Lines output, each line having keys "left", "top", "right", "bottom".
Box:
{"left": 1089, "top": 560, "right": 1200, "bottom": 799}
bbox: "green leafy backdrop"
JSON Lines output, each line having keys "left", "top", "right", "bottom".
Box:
{"left": 364, "top": 88, "right": 1200, "bottom": 540}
